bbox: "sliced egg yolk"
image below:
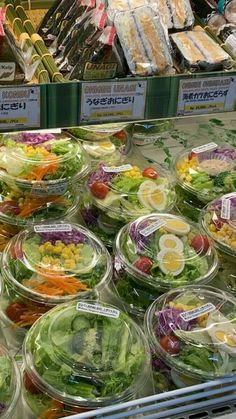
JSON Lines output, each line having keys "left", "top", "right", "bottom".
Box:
{"left": 164, "top": 218, "right": 191, "bottom": 236}
{"left": 215, "top": 331, "right": 236, "bottom": 347}
{"left": 148, "top": 189, "right": 167, "bottom": 211}
{"left": 157, "top": 249, "right": 185, "bottom": 276}
{"left": 159, "top": 234, "right": 184, "bottom": 253}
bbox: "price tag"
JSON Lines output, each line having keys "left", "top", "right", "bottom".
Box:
{"left": 103, "top": 164, "right": 132, "bottom": 173}
{"left": 192, "top": 142, "right": 218, "bottom": 154}
{"left": 221, "top": 198, "right": 231, "bottom": 220}
{"left": 140, "top": 220, "right": 166, "bottom": 237}
{"left": 177, "top": 76, "right": 236, "bottom": 116}
{"left": 77, "top": 302, "right": 120, "bottom": 318}
{"left": 34, "top": 224, "right": 72, "bottom": 233}
{"left": 80, "top": 80, "right": 147, "bottom": 122}
{"left": 0, "top": 86, "right": 40, "bottom": 128}
{"left": 180, "top": 303, "right": 216, "bottom": 322}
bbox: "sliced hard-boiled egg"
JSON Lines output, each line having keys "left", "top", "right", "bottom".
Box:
{"left": 159, "top": 234, "right": 184, "bottom": 253}
{"left": 207, "top": 312, "right": 236, "bottom": 356}
{"left": 84, "top": 141, "right": 116, "bottom": 157}
{"left": 148, "top": 188, "right": 167, "bottom": 211}
{"left": 157, "top": 249, "right": 185, "bottom": 276}
{"left": 137, "top": 180, "right": 159, "bottom": 209}
{"left": 164, "top": 218, "right": 190, "bottom": 236}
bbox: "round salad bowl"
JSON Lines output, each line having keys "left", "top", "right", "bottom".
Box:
{"left": 0, "top": 222, "right": 112, "bottom": 351}
{"left": 22, "top": 300, "right": 152, "bottom": 418}
{"left": 0, "top": 345, "right": 21, "bottom": 419}
{"left": 173, "top": 145, "right": 236, "bottom": 205}
{"left": 113, "top": 213, "right": 219, "bottom": 318}
{"left": 0, "top": 131, "right": 90, "bottom": 197}
{"left": 67, "top": 123, "right": 133, "bottom": 167}
{"left": 144, "top": 285, "right": 236, "bottom": 385}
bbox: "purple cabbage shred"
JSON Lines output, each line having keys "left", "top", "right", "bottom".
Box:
{"left": 155, "top": 307, "right": 196, "bottom": 337}
{"left": 213, "top": 148, "right": 236, "bottom": 160}
{"left": 80, "top": 208, "right": 98, "bottom": 226}
{"left": 87, "top": 164, "right": 116, "bottom": 188}
{"left": 15, "top": 132, "right": 55, "bottom": 145}
{"left": 39, "top": 228, "right": 86, "bottom": 245}
{"left": 129, "top": 220, "right": 152, "bottom": 253}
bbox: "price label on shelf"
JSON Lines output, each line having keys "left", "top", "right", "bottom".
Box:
{"left": 0, "top": 86, "right": 40, "bottom": 129}
{"left": 177, "top": 76, "right": 236, "bottom": 116}
{"left": 80, "top": 80, "right": 147, "bottom": 122}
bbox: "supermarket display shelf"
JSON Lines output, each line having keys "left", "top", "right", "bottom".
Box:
{"left": 65, "top": 376, "right": 236, "bottom": 419}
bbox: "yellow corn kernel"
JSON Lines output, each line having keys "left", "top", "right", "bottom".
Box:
{"left": 53, "top": 246, "right": 63, "bottom": 254}
{"left": 75, "top": 254, "right": 82, "bottom": 262}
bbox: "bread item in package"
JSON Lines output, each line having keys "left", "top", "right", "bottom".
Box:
{"left": 114, "top": 6, "right": 173, "bottom": 76}
{"left": 171, "top": 29, "right": 232, "bottom": 70}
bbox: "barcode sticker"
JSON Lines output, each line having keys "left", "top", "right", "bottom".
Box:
{"left": 103, "top": 164, "right": 132, "bottom": 173}
{"left": 221, "top": 198, "right": 231, "bottom": 220}
{"left": 192, "top": 142, "right": 218, "bottom": 154}
{"left": 34, "top": 224, "right": 72, "bottom": 233}
{"left": 140, "top": 219, "right": 166, "bottom": 237}
{"left": 77, "top": 302, "right": 120, "bottom": 318}
{"left": 180, "top": 303, "right": 216, "bottom": 322}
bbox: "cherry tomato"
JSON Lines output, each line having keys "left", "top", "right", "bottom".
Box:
{"left": 191, "top": 235, "right": 210, "bottom": 255}
{"left": 133, "top": 256, "right": 153, "bottom": 274}
{"left": 113, "top": 130, "right": 127, "bottom": 142}
{"left": 23, "top": 372, "right": 42, "bottom": 395}
{"left": 160, "top": 336, "right": 180, "bottom": 354}
{"left": 188, "top": 151, "right": 196, "bottom": 160}
{"left": 90, "top": 182, "right": 109, "bottom": 199}
{"left": 5, "top": 301, "right": 27, "bottom": 322}
{"left": 142, "top": 167, "right": 158, "bottom": 179}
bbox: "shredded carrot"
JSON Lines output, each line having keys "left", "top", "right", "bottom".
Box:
{"left": 24, "top": 273, "right": 90, "bottom": 296}
{"left": 13, "top": 304, "right": 49, "bottom": 327}
{"left": 18, "top": 195, "right": 67, "bottom": 218}
{"left": 24, "top": 155, "right": 60, "bottom": 181}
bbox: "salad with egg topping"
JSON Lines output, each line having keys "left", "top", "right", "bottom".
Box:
{"left": 145, "top": 286, "right": 236, "bottom": 381}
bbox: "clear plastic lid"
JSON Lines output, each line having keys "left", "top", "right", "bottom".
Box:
{"left": 67, "top": 123, "right": 131, "bottom": 141}
{"left": 87, "top": 163, "right": 176, "bottom": 221}
{"left": 201, "top": 192, "right": 236, "bottom": 258}
{"left": 0, "top": 180, "right": 78, "bottom": 226}
{"left": 115, "top": 214, "right": 218, "bottom": 290}
{"left": 145, "top": 285, "right": 236, "bottom": 380}
{"left": 174, "top": 145, "right": 236, "bottom": 202}
{"left": 0, "top": 131, "right": 90, "bottom": 191}
{"left": 24, "top": 300, "right": 150, "bottom": 406}
{"left": 2, "top": 222, "right": 112, "bottom": 304}
{"left": 0, "top": 345, "right": 21, "bottom": 418}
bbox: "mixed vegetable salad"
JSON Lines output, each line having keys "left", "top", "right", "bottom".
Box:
{"left": 201, "top": 193, "right": 236, "bottom": 259}
{"left": 0, "top": 132, "right": 89, "bottom": 191}
{"left": 145, "top": 286, "right": 236, "bottom": 381}
{"left": 67, "top": 123, "right": 131, "bottom": 141}
{"left": 1, "top": 223, "right": 111, "bottom": 329}
{"left": 175, "top": 146, "right": 236, "bottom": 202}
{"left": 87, "top": 163, "right": 175, "bottom": 222}
{"left": 0, "top": 346, "right": 20, "bottom": 417}
{"left": 0, "top": 181, "right": 77, "bottom": 225}
{"left": 23, "top": 301, "right": 150, "bottom": 416}
{"left": 115, "top": 214, "right": 218, "bottom": 291}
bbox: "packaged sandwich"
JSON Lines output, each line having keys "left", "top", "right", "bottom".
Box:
{"left": 114, "top": 6, "right": 173, "bottom": 76}
{"left": 171, "top": 28, "right": 232, "bottom": 71}
{"left": 153, "top": 0, "right": 194, "bottom": 29}
{"left": 224, "top": 0, "right": 236, "bottom": 25}
{"left": 69, "top": 26, "right": 127, "bottom": 80}
{"left": 205, "top": 11, "right": 227, "bottom": 33}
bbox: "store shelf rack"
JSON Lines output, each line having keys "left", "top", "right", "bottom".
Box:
{"left": 64, "top": 376, "right": 236, "bottom": 419}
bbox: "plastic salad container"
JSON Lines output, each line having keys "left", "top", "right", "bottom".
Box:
{"left": 175, "top": 184, "right": 203, "bottom": 222}
{"left": 0, "top": 179, "right": 78, "bottom": 226}
{"left": 133, "top": 120, "right": 172, "bottom": 145}
{"left": 0, "top": 222, "right": 112, "bottom": 351}
{"left": 0, "top": 131, "right": 90, "bottom": 195}
{"left": 201, "top": 192, "right": 236, "bottom": 261}
{"left": 174, "top": 144, "right": 236, "bottom": 205}
{"left": 67, "top": 124, "right": 133, "bottom": 166}
{"left": 216, "top": 255, "right": 236, "bottom": 296}
{"left": 22, "top": 300, "right": 151, "bottom": 418}
{"left": 113, "top": 214, "right": 218, "bottom": 318}
{"left": 0, "top": 345, "right": 21, "bottom": 419}
{"left": 0, "top": 222, "right": 20, "bottom": 252}
{"left": 145, "top": 285, "right": 236, "bottom": 386}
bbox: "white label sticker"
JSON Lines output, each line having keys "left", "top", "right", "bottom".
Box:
{"left": 225, "top": 34, "right": 236, "bottom": 54}
{"left": 77, "top": 302, "right": 120, "bottom": 318}
{"left": 0, "top": 63, "right": 15, "bottom": 81}
{"left": 140, "top": 220, "right": 166, "bottom": 237}
{"left": 221, "top": 198, "right": 231, "bottom": 220}
{"left": 192, "top": 142, "right": 218, "bottom": 154}
{"left": 103, "top": 164, "right": 132, "bottom": 173}
{"left": 0, "top": 86, "right": 40, "bottom": 129}
{"left": 177, "top": 76, "right": 236, "bottom": 116}
{"left": 34, "top": 224, "right": 72, "bottom": 233}
{"left": 30, "top": 180, "right": 68, "bottom": 196}
{"left": 180, "top": 303, "right": 216, "bottom": 322}
{"left": 80, "top": 80, "right": 147, "bottom": 122}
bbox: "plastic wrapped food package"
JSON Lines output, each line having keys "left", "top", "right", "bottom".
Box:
{"left": 171, "top": 28, "right": 232, "bottom": 71}
{"left": 0, "top": 222, "right": 112, "bottom": 351}
{"left": 201, "top": 192, "right": 236, "bottom": 261}
{"left": 145, "top": 286, "right": 236, "bottom": 385}
{"left": 0, "top": 345, "right": 21, "bottom": 419}
{"left": 0, "top": 131, "right": 90, "bottom": 195}
{"left": 224, "top": 0, "right": 236, "bottom": 24}
{"left": 174, "top": 144, "right": 236, "bottom": 204}
{"left": 113, "top": 214, "right": 218, "bottom": 318}
{"left": 22, "top": 301, "right": 152, "bottom": 418}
